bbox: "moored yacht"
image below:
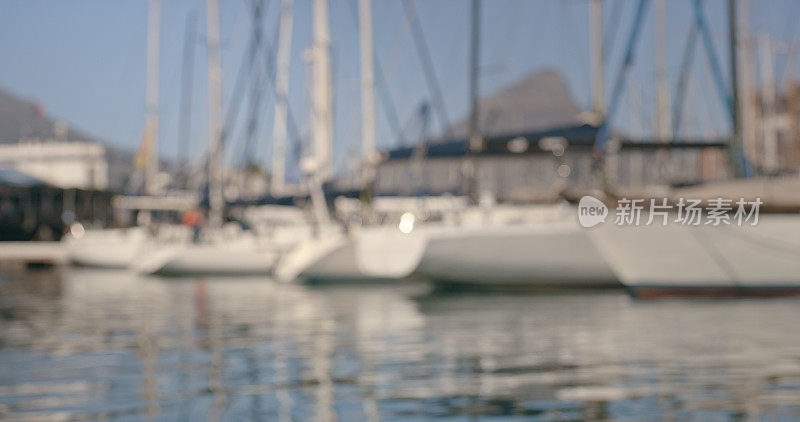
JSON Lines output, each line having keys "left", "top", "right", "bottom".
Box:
{"left": 65, "top": 225, "right": 148, "bottom": 268}
{"left": 64, "top": 0, "right": 165, "bottom": 270}
{"left": 589, "top": 214, "right": 800, "bottom": 297}
{"left": 134, "top": 0, "right": 277, "bottom": 277}
{"left": 274, "top": 196, "right": 460, "bottom": 283}
{"left": 588, "top": 178, "right": 800, "bottom": 298}
{"left": 133, "top": 224, "right": 279, "bottom": 276}
{"left": 414, "top": 203, "right": 618, "bottom": 287}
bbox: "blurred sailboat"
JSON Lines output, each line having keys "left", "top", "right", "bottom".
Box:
{"left": 65, "top": 0, "right": 163, "bottom": 269}
{"left": 65, "top": 225, "right": 148, "bottom": 268}
{"left": 274, "top": 0, "right": 441, "bottom": 283}
{"left": 135, "top": 0, "right": 279, "bottom": 276}
{"left": 276, "top": 196, "right": 455, "bottom": 282}
{"left": 589, "top": 181, "right": 800, "bottom": 297}
{"left": 415, "top": 202, "right": 617, "bottom": 287}
{"left": 133, "top": 224, "right": 278, "bottom": 276}
{"left": 400, "top": 0, "right": 615, "bottom": 288}
{"left": 584, "top": 1, "right": 800, "bottom": 297}
{"left": 275, "top": 0, "right": 374, "bottom": 282}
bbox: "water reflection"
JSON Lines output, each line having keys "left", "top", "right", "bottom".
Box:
{"left": 1, "top": 268, "right": 800, "bottom": 420}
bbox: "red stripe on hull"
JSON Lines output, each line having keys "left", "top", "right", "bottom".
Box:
{"left": 629, "top": 286, "right": 800, "bottom": 299}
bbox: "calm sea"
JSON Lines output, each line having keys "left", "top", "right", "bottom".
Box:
{"left": 1, "top": 268, "right": 799, "bottom": 421}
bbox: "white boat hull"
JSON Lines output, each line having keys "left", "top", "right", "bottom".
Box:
{"left": 276, "top": 235, "right": 362, "bottom": 282}
{"left": 415, "top": 221, "right": 618, "bottom": 287}
{"left": 65, "top": 228, "right": 147, "bottom": 268}
{"left": 275, "top": 225, "right": 427, "bottom": 282}
{"left": 588, "top": 214, "right": 800, "bottom": 297}
{"left": 354, "top": 225, "right": 428, "bottom": 278}
{"left": 135, "top": 232, "right": 278, "bottom": 276}
{"left": 145, "top": 246, "right": 276, "bottom": 276}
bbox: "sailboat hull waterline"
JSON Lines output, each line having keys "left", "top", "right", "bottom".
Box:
{"left": 588, "top": 214, "right": 800, "bottom": 298}
{"left": 415, "top": 221, "right": 618, "bottom": 287}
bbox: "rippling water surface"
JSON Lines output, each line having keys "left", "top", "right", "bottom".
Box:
{"left": 1, "top": 268, "right": 800, "bottom": 421}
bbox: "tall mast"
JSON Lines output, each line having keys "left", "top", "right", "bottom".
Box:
{"left": 468, "top": 0, "right": 481, "bottom": 152}
{"left": 304, "top": 0, "right": 334, "bottom": 225}
{"left": 728, "top": 0, "right": 744, "bottom": 177}
{"left": 241, "top": 0, "right": 265, "bottom": 165}
{"left": 272, "top": 0, "right": 294, "bottom": 194}
{"left": 358, "top": 0, "right": 376, "bottom": 168}
{"left": 759, "top": 33, "right": 777, "bottom": 172}
{"left": 311, "top": 0, "right": 333, "bottom": 181}
{"left": 178, "top": 14, "right": 197, "bottom": 182}
{"left": 465, "top": 0, "right": 481, "bottom": 203}
{"left": 739, "top": 0, "right": 756, "bottom": 170}
{"left": 655, "top": 0, "right": 670, "bottom": 141}
{"left": 590, "top": 0, "right": 605, "bottom": 117}
{"left": 145, "top": 0, "right": 160, "bottom": 195}
{"left": 206, "top": 0, "right": 223, "bottom": 227}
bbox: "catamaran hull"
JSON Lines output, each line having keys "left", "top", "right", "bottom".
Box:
{"left": 415, "top": 222, "right": 618, "bottom": 287}
{"left": 588, "top": 215, "right": 800, "bottom": 298}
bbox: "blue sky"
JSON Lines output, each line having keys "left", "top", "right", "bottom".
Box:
{"left": 0, "top": 0, "right": 797, "bottom": 175}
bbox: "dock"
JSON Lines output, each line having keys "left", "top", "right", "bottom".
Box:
{"left": 0, "top": 242, "right": 67, "bottom": 267}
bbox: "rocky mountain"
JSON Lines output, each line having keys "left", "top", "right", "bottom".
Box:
{"left": 444, "top": 69, "right": 586, "bottom": 139}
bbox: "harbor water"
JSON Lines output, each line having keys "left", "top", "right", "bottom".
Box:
{"left": 1, "top": 268, "right": 800, "bottom": 420}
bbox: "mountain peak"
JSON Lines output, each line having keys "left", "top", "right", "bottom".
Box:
{"left": 445, "top": 69, "right": 584, "bottom": 139}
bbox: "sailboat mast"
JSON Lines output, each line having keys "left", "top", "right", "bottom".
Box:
{"left": 465, "top": 0, "right": 481, "bottom": 204}
{"left": 311, "top": 0, "right": 333, "bottom": 181}
{"left": 655, "top": 0, "right": 670, "bottom": 141}
{"left": 304, "top": 0, "right": 334, "bottom": 225}
{"left": 728, "top": 0, "right": 744, "bottom": 177}
{"left": 206, "top": 0, "right": 223, "bottom": 227}
{"left": 358, "top": 0, "right": 376, "bottom": 167}
{"left": 759, "top": 33, "right": 778, "bottom": 172}
{"left": 468, "top": 0, "right": 481, "bottom": 151}
{"left": 739, "top": 0, "right": 756, "bottom": 171}
{"left": 590, "top": 0, "right": 604, "bottom": 117}
{"left": 145, "top": 0, "right": 160, "bottom": 195}
{"left": 178, "top": 14, "right": 197, "bottom": 182}
{"left": 272, "top": 0, "right": 294, "bottom": 195}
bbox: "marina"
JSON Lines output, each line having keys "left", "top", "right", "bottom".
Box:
{"left": 2, "top": 0, "right": 800, "bottom": 419}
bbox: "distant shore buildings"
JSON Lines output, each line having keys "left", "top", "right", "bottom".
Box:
{"left": 0, "top": 139, "right": 108, "bottom": 191}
